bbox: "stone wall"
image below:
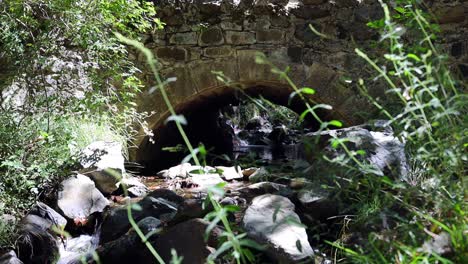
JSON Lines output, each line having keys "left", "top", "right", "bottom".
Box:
{"left": 129, "top": 0, "right": 467, "bottom": 161}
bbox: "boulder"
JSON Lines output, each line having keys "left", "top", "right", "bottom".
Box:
{"left": 29, "top": 202, "right": 67, "bottom": 230}
{"left": 86, "top": 217, "right": 162, "bottom": 264}
{"left": 79, "top": 141, "right": 125, "bottom": 194}
{"left": 16, "top": 214, "right": 60, "bottom": 264}
{"left": 57, "top": 174, "right": 109, "bottom": 222}
{"left": 238, "top": 182, "right": 292, "bottom": 199}
{"left": 156, "top": 163, "right": 192, "bottom": 179}
{"left": 143, "top": 218, "right": 222, "bottom": 264}
{"left": 0, "top": 250, "right": 23, "bottom": 264}
{"left": 296, "top": 186, "right": 337, "bottom": 221}
{"left": 248, "top": 167, "right": 270, "bottom": 182}
{"left": 306, "top": 121, "right": 409, "bottom": 179}
{"left": 242, "top": 194, "right": 314, "bottom": 263}
{"left": 187, "top": 167, "right": 225, "bottom": 190}
{"left": 118, "top": 176, "right": 149, "bottom": 197}
{"left": 100, "top": 190, "right": 181, "bottom": 243}
{"left": 215, "top": 166, "right": 243, "bottom": 181}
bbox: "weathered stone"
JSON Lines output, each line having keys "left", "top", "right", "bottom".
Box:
{"left": 29, "top": 202, "right": 67, "bottom": 230}
{"left": 16, "top": 214, "right": 60, "bottom": 264}
{"left": 256, "top": 29, "right": 284, "bottom": 44}
{"left": 86, "top": 217, "right": 162, "bottom": 264}
{"left": 354, "top": 4, "right": 384, "bottom": 23}
{"left": 436, "top": 6, "right": 465, "bottom": 24}
{"left": 146, "top": 219, "right": 222, "bottom": 264}
{"left": 295, "top": 23, "right": 321, "bottom": 43}
{"left": 169, "top": 32, "right": 198, "bottom": 45}
{"left": 220, "top": 21, "right": 242, "bottom": 31}
{"left": 0, "top": 250, "right": 23, "bottom": 264}
{"left": 118, "top": 176, "right": 149, "bottom": 197}
{"left": 291, "top": 6, "right": 330, "bottom": 19}
{"left": 243, "top": 194, "right": 314, "bottom": 263}
{"left": 302, "top": 0, "right": 325, "bottom": 5}
{"left": 244, "top": 18, "right": 271, "bottom": 31}
{"left": 156, "top": 163, "right": 192, "bottom": 179}
{"left": 100, "top": 191, "right": 179, "bottom": 243}
{"left": 287, "top": 47, "right": 303, "bottom": 63}
{"left": 225, "top": 31, "right": 256, "bottom": 45}
{"left": 199, "top": 27, "right": 224, "bottom": 46}
{"left": 155, "top": 47, "right": 188, "bottom": 62}
{"left": 296, "top": 186, "right": 337, "bottom": 220}
{"left": 57, "top": 174, "right": 109, "bottom": 221}
{"left": 79, "top": 141, "right": 125, "bottom": 194}
{"left": 215, "top": 166, "right": 243, "bottom": 181}
{"left": 248, "top": 167, "right": 270, "bottom": 182}
{"left": 306, "top": 121, "right": 409, "bottom": 179}
{"left": 203, "top": 46, "right": 234, "bottom": 58}
{"left": 238, "top": 181, "right": 292, "bottom": 198}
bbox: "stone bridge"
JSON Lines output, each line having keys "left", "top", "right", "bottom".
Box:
{"left": 132, "top": 0, "right": 467, "bottom": 169}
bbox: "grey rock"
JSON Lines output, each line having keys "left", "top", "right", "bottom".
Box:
{"left": 143, "top": 218, "right": 222, "bottom": 264}
{"left": 243, "top": 194, "right": 314, "bottom": 263}
{"left": 156, "top": 163, "right": 192, "bottom": 179}
{"left": 238, "top": 182, "right": 292, "bottom": 199}
{"left": 100, "top": 190, "right": 181, "bottom": 243}
{"left": 119, "top": 176, "right": 149, "bottom": 197}
{"left": 0, "top": 250, "right": 23, "bottom": 264}
{"left": 215, "top": 166, "right": 243, "bottom": 181}
{"left": 16, "top": 214, "right": 60, "bottom": 264}
{"left": 57, "top": 174, "right": 109, "bottom": 221}
{"left": 307, "top": 121, "right": 409, "bottom": 179}
{"left": 29, "top": 202, "right": 67, "bottom": 230}
{"left": 79, "top": 141, "right": 125, "bottom": 194}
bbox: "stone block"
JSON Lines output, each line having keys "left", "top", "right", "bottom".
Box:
{"left": 436, "top": 6, "right": 465, "bottom": 24}
{"left": 169, "top": 32, "right": 198, "bottom": 45}
{"left": 155, "top": 47, "right": 188, "bottom": 62}
{"left": 225, "top": 31, "right": 256, "bottom": 45}
{"left": 199, "top": 27, "right": 224, "bottom": 46}
{"left": 291, "top": 6, "right": 330, "bottom": 19}
{"left": 203, "top": 46, "right": 234, "bottom": 58}
{"left": 220, "top": 21, "right": 242, "bottom": 31}
{"left": 256, "top": 29, "right": 285, "bottom": 44}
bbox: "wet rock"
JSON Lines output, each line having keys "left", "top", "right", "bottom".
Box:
{"left": 16, "top": 214, "right": 60, "bottom": 264}
{"left": 0, "top": 250, "right": 23, "bottom": 264}
{"left": 306, "top": 121, "right": 409, "bottom": 179}
{"left": 248, "top": 167, "right": 270, "bottom": 182}
{"left": 143, "top": 218, "right": 222, "bottom": 264}
{"left": 29, "top": 202, "right": 67, "bottom": 230}
{"left": 57, "top": 174, "right": 109, "bottom": 223}
{"left": 243, "top": 194, "right": 314, "bottom": 263}
{"left": 187, "top": 167, "right": 225, "bottom": 190}
{"left": 215, "top": 166, "right": 243, "bottom": 181}
{"left": 79, "top": 141, "right": 125, "bottom": 194}
{"left": 242, "top": 167, "right": 258, "bottom": 178}
{"left": 156, "top": 163, "right": 192, "bottom": 179}
{"left": 171, "top": 198, "right": 207, "bottom": 224}
{"left": 100, "top": 190, "right": 181, "bottom": 243}
{"left": 245, "top": 117, "right": 263, "bottom": 130}
{"left": 296, "top": 186, "right": 337, "bottom": 221}
{"left": 57, "top": 234, "right": 99, "bottom": 264}
{"left": 238, "top": 182, "right": 292, "bottom": 199}
{"left": 118, "top": 176, "right": 149, "bottom": 197}
{"left": 88, "top": 217, "right": 162, "bottom": 264}
{"left": 191, "top": 173, "right": 225, "bottom": 190}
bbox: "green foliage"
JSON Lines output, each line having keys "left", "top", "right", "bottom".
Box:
{"left": 0, "top": 0, "right": 157, "bottom": 246}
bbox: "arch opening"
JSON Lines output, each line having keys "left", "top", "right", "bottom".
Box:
{"left": 136, "top": 85, "right": 340, "bottom": 174}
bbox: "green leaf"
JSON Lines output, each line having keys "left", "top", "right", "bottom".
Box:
{"left": 300, "top": 87, "right": 316, "bottom": 95}
{"left": 328, "top": 120, "right": 343, "bottom": 128}
{"left": 407, "top": 53, "right": 421, "bottom": 62}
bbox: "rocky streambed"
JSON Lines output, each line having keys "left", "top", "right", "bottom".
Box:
{"left": 0, "top": 121, "right": 408, "bottom": 264}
